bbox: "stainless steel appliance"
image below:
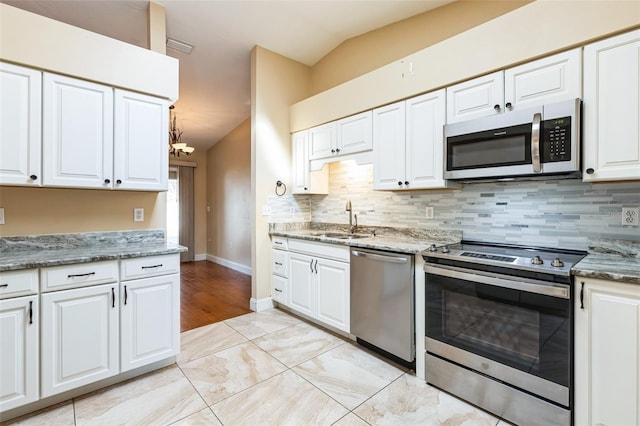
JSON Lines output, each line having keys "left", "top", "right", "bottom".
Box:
{"left": 444, "top": 98, "right": 581, "bottom": 181}
{"left": 350, "top": 248, "right": 414, "bottom": 367}
{"left": 422, "top": 241, "right": 586, "bottom": 426}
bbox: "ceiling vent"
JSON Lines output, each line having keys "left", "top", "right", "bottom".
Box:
{"left": 166, "top": 37, "right": 193, "bottom": 54}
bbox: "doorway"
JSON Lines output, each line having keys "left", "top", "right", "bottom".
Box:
{"left": 167, "top": 167, "right": 179, "bottom": 246}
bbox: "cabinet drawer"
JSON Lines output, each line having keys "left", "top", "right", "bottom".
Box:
{"left": 272, "top": 237, "right": 288, "bottom": 250}
{"left": 288, "top": 239, "right": 350, "bottom": 262}
{"left": 120, "top": 254, "right": 180, "bottom": 281}
{"left": 0, "top": 269, "right": 38, "bottom": 299}
{"left": 272, "top": 249, "right": 289, "bottom": 277}
{"left": 272, "top": 274, "right": 288, "bottom": 304}
{"left": 41, "top": 261, "right": 118, "bottom": 292}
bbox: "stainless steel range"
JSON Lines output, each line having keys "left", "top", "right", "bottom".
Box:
{"left": 422, "top": 241, "right": 586, "bottom": 426}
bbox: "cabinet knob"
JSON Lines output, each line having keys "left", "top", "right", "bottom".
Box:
{"left": 331, "top": 149, "right": 336, "bottom": 153}
{"left": 104, "top": 179, "right": 111, "bottom": 184}
{"left": 493, "top": 104, "right": 501, "bottom": 111}
{"left": 335, "top": 148, "right": 340, "bottom": 153}
{"left": 29, "top": 174, "right": 37, "bottom": 181}
{"left": 116, "top": 179, "right": 122, "bottom": 184}
{"left": 586, "top": 168, "right": 595, "bottom": 175}
{"left": 398, "top": 181, "right": 403, "bottom": 186}
{"left": 505, "top": 102, "right": 512, "bottom": 110}
{"left": 404, "top": 180, "right": 409, "bottom": 186}
{"left": 303, "top": 187, "right": 308, "bottom": 191}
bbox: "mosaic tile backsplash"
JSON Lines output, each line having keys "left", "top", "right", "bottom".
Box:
{"left": 268, "top": 162, "right": 640, "bottom": 251}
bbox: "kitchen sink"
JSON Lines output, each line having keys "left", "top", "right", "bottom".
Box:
{"left": 317, "top": 232, "right": 369, "bottom": 240}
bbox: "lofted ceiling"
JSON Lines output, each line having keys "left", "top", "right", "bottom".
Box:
{"left": 2, "top": 0, "right": 453, "bottom": 151}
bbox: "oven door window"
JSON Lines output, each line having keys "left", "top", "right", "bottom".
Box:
{"left": 447, "top": 123, "right": 532, "bottom": 171}
{"left": 426, "top": 272, "right": 570, "bottom": 387}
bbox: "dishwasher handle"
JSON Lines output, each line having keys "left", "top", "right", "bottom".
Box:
{"left": 352, "top": 250, "right": 408, "bottom": 264}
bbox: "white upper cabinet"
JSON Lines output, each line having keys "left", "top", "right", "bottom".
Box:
{"left": 42, "top": 73, "right": 114, "bottom": 189}
{"left": 291, "top": 130, "right": 328, "bottom": 195}
{"left": 114, "top": 89, "right": 168, "bottom": 191}
{"left": 583, "top": 30, "right": 640, "bottom": 182}
{"left": 446, "top": 49, "right": 582, "bottom": 123}
{"left": 374, "top": 90, "right": 455, "bottom": 190}
{"left": 0, "top": 62, "right": 42, "bottom": 187}
{"left": 309, "top": 111, "right": 372, "bottom": 160}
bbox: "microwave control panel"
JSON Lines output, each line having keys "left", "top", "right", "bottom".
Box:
{"left": 542, "top": 117, "right": 571, "bottom": 162}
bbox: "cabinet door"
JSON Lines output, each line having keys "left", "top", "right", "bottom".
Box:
{"left": 120, "top": 274, "right": 179, "bottom": 372}
{"left": 114, "top": 90, "right": 168, "bottom": 191}
{"left": 316, "top": 258, "right": 350, "bottom": 333}
{"left": 583, "top": 30, "right": 640, "bottom": 182}
{"left": 0, "top": 296, "right": 38, "bottom": 411}
{"left": 288, "top": 252, "right": 315, "bottom": 317}
{"left": 373, "top": 101, "right": 406, "bottom": 190}
{"left": 309, "top": 122, "right": 337, "bottom": 160}
{"left": 42, "top": 73, "right": 113, "bottom": 189}
{"left": 336, "top": 111, "right": 372, "bottom": 155}
{"left": 405, "top": 90, "right": 447, "bottom": 189}
{"left": 291, "top": 130, "right": 310, "bottom": 194}
{"left": 575, "top": 277, "right": 640, "bottom": 426}
{"left": 446, "top": 71, "right": 503, "bottom": 123}
{"left": 0, "top": 62, "right": 41, "bottom": 186}
{"left": 504, "top": 48, "right": 581, "bottom": 112}
{"left": 41, "top": 284, "right": 119, "bottom": 397}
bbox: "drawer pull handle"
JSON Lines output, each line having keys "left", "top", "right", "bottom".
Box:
{"left": 274, "top": 288, "right": 283, "bottom": 293}
{"left": 141, "top": 264, "right": 163, "bottom": 269}
{"left": 275, "top": 262, "right": 283, "bottom": 266}
{"left": 112, "top": 287, "right": 115, "bottom": 308}
{"left": 68, "top": 272, "right": 96, "bottom": 278}
{"left": 124, "top": 285, "right": 128, "bottom": 305}
{"left": 29, "top": 301, "right": 33, "bottom": 325}
{"left": 0, "top": 284, "right": 8, "bottom": 288}
{"left": 580, "top": 282, "right": 585, "bottom": 309}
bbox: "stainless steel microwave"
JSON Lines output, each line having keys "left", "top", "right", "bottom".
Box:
{"left": 444, "top": 99, "right": 581, "bottom": 181}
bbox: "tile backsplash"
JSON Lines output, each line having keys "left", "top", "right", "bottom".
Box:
{"left": 269, "top": 162, "right": 640, "bottom": 250}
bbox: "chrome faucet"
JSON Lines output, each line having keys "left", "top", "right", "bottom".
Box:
{"left": 346, "top": 200, "right": 357, "bottom": 233}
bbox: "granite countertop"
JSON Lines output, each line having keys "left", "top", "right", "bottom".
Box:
{"left": 269, "top": 222, "right": 462, "bottom": 254}
{"left": 573, "top": 240, "right": 640, "bottom": 285}
{"left": 0, "top": 230, "right": 187, "bottom": 272}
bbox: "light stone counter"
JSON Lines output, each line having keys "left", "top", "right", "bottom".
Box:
{"left": 0, "top": 230, "right": 186, "bottom": 272}
{"left": 573, "top": 239, "right": 640, "bottom": 285}
{"left": 269, "top": 222, "right": 462, "bottom": 255}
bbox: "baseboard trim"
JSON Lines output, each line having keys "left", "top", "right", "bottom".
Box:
{"left": 193, "top": 253, "right": 207, "bottom": 261}
{"left": 206, "top": 254, "right": 251, "bottom": 275}
{"left": 250, "top": 297, "right": 274, "bottom": 312}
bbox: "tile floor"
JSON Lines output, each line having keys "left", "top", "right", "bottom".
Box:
{"left": 4, "top": 308, "right": 511, "bottom": 426}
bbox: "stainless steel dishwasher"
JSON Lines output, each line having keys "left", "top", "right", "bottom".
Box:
{"left": 350, "top": 247, "right": 414, "bottom": 366}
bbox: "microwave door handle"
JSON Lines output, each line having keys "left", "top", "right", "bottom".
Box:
{"left": 531, "top": 112, "right": 542, "bottom": 173}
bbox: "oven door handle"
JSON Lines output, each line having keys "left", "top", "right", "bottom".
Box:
{"left": 424, "top": 264, "right": 569, "bottom": 299}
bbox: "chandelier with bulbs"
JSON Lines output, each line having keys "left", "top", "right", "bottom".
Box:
{"left": 169, "top": 105, "right": 195, "bottom": 156}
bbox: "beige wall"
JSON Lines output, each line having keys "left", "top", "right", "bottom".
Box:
{"left": 206, "top": 119, "right": 251, "bottom": 269}
{"left": 310, "top": 0, "right": 532, "bottom": 95}
{"left": 251, "top": 47, "right": 311, "bottom": 302}
{"left": 0, "top": 187, "right": 165, "bottom": 236}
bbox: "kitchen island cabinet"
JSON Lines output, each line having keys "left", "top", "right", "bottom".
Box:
{"left": 574, "top": 276, "right": 640, "bottom": 426}
{"left": 583, "top": 29, "right": 640, "bottom": 182}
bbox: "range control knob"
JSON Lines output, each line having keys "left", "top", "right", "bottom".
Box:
{"left": 440, "top": 246, "right": 450, "bottom": 254}
{"left": 428, "top": 244, "right": 438, "bottom": 252}
{"left": 531, "top": 255, "right": 544, "bottom": 265}
{"left": 551, "top": 258, "right": 565, "bottom": 268}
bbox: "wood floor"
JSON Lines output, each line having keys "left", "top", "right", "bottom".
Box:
{"left": 180, "top": 261, "right": 252, "bottom": 332}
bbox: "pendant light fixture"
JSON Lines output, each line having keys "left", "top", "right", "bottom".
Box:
{"left": 169, "top": 105, "right": 195, "bottom": 156}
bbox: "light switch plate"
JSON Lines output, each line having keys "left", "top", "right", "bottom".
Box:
{"left": 425, "top": 206, "right": 434, "bottom": 219}
{"left": 0, "top": 208, "right": 4, "bottom": 225}
{"left": 133, "top": 208, "right": 144, "bottom": 222}
{"left": 622, "top": 206, "right": 639, "bottom": 226}
{"left": 262, "top": 206, "right": 272, "bottom": 216}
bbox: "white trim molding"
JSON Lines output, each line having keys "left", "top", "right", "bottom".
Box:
{"left": 250, "top": 297, "right": 274, "bottom": 312}
{"left": 206, "top": 254, "right": 251, "bottom": 275}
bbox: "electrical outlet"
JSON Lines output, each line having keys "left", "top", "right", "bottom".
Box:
{"left": 425, "top": 206, "right": 434, "bottom": 219}
{"left": 622, "top": 206, "right": 640, "bottom": 226}
{"left": 0, "top": 208, "right": 4, "bottom": 225}
{"left": 262, "top": 205, "right": 272, "bottom": 216}
{"left": 133, "top": 208, "right": 144, "bottom": 222}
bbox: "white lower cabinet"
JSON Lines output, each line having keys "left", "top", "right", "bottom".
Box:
{"left": 120, "top": 274, "right": 180, "bottom": 372}
{"left": 41, "top": 283, "right": 119, "bottom": 397}
{"left": 287, "top": 240, "right": 350, "bottom": 333}
{"left": 0, "top": 295, "right": 38, "bottom": 411}
{"left": 575, "top": 276, "right": 640, "bottom": 426}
